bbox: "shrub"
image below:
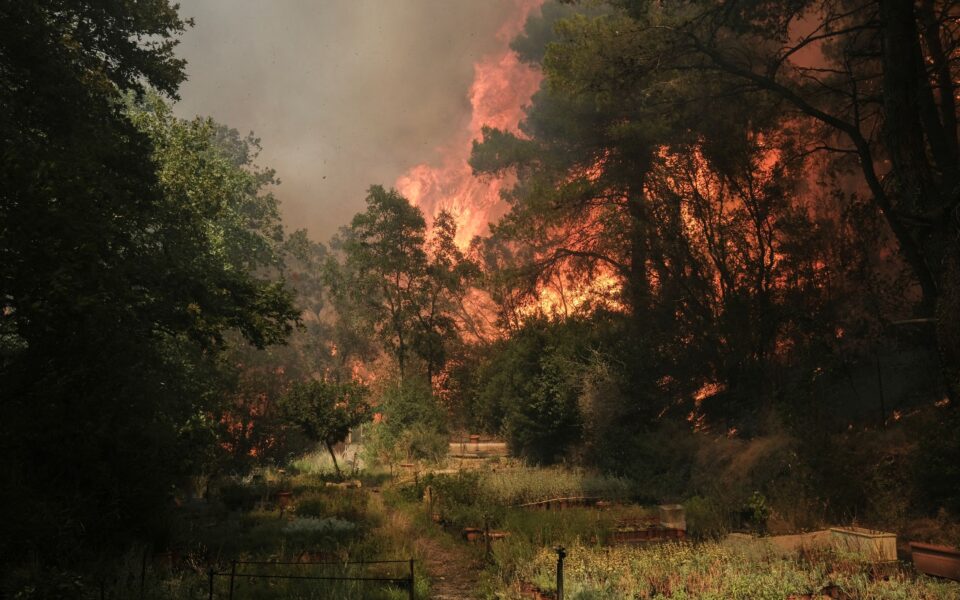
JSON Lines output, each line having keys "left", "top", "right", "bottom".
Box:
{"left": 617, "top": 421, "right": 699, "bottom": 503}
{"left": 685, "top": 495, "right": 732, "bottom": 539}
{"left": 504, "top": 348, "right": 582, "bottom": 465}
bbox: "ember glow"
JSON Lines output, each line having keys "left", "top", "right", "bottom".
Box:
{"left": 396, "top": 0, "right": 543, "bottom": 247}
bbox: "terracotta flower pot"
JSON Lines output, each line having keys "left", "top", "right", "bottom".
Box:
{"left": 275, "top": 491, "right": 293, "bottom": 509}
{"left": 910, "top": 541, "right": 960, "bottom": 581}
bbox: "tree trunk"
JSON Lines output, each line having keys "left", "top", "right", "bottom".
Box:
{"left": 879, "top": 0, "right": 940, "bottom": 312}
{"left": 880, "top": 0, "right": 959, "bottom": 400}
{"left": 325, "top": 441, "right": 342, "bottom": 479}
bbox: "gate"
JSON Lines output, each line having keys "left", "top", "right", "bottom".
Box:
{"left": 207, "top": 558, "right": 415, "bottom": 600}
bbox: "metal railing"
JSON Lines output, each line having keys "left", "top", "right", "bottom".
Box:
{"left": 207, "top": 558, "right": 415, "bottom": 600}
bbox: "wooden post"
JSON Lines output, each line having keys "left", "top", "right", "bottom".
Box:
{"left": 207, "top": 567, "right": 215, "bottom": 600}
{"left": 409, "top": 558, "right": 415, "bottom": 600}
{"left": 228, "top": 560, "right": 237, "bottom": 600}
{"left": 555, "top": 546, "right": 566, "bottom": 600}
{"left": 484, "top": 514, "right": 492, "bottom": 560}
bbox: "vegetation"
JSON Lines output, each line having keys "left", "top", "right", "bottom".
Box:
{"left": 4, "top": 0, "right": 960, "bottom": 597}
{"left": 279, "top": 380, "right": 370, "bottom": 477}
{"left": 509, "top": 542, "right": 960, "bottom": 599}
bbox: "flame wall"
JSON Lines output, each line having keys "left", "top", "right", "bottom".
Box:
{"left": 396, "top": 0, "right": 543, "bottom": 247}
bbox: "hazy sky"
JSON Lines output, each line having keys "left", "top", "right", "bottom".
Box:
{"left": 173, "top": 0, "right": 522, "bottom": 242}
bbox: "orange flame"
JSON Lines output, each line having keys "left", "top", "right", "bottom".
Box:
{"left": 396, "top": 0, "right": 543, "bottom": 247}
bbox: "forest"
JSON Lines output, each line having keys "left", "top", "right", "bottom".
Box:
{"left": 2, "top": 0, "right": 960, "bottom": 598}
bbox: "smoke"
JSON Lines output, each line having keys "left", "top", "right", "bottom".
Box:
{"left": 173, "top": 0, "right": 532, "bottom": 241}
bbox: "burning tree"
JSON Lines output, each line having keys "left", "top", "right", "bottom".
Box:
{"left": 465, "top": 0, "right": 956, "bottom": 427}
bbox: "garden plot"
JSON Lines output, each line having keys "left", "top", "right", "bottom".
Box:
{"left": 389, "top": 462, "right": 960, "bottom": 599}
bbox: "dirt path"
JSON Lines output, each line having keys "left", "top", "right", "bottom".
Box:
{"left": 414, "top": 531, "right": 485, "bottom": 600}
{"left": 369, "top": 489, "right": 486, "bottom": 600}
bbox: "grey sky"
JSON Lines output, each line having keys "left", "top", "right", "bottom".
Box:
{"left": 173, "top": 0, "right": 522, "bottom": 242}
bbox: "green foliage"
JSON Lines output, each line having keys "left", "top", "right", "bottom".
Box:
{"left": 127, "top": 96, "right": 297, "bottom": 348}
{"left": 743, "top": 491, "right": 771, "bottom": 534}
{"left": 367, "top": 377, "right": 448, "bottom": 464}
{"left": 466, "top": 319, "right": 612, "bottom": 464}
{"left": 330, "top": 186, "right": 424, "bottom": 375}
{"left": 684, "top": 496, "right": 732, "bottom": 539}
{"left": 504, "top": 349, "right": 583, "bottom": 465}
{"left": 616, "top": 422, "right": 700, "bottom": 503}
{"left": 0, "top": 0, "right": 297, "bottom": 568}
{"left": 329, "top": 187, "right": 475, "bottom": 381}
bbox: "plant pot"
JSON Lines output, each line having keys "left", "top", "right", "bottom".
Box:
{"left": 275, "top": 491, "right": 293, "bottom": 509}
{"left": 829, "top": 527, "right": 896, "bottom": 562}
{"left": 910, "top": 541, "right": 960, "bottom": 581}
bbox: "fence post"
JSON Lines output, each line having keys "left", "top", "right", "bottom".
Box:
{"left": 484, "top": 514, "right": 492, "bottom": 560}
{"left": 228, "top": 560, "right": 237, "bottom": 600}
{"left": 207, "top": 567, "right": 215, "bottom": 600}
{"left": 555, "top": 546, "right": 566, "bottom": 600}
{"left": 409, "top": 558, "right": 415, "bottom": 600}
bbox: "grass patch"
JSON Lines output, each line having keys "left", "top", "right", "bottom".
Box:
{"left": 504, "top": 541, "right": 960, "bottom": 599}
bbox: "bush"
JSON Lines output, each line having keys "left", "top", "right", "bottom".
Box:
{"left": 615, "top": 421, "right": 698, "bottom": 503}
{"left": 395, "top": 423, "right": 448, "bottom": 462}
{"left": 504, "top": 348, "right": 582, "bottom": 465}
{"left": 685, "top": 495, "right": 731, "bottom": 539}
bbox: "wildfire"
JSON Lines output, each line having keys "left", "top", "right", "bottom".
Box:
{"left": 394, "top": 0, "right": 623, "bottom": 320}
{"left": 395, "top": 0, "right": 543, "bottom": 247}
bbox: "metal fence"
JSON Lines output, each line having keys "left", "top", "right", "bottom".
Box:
{"left": 207, "top": 558, "right": 415, "bottom": 600}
